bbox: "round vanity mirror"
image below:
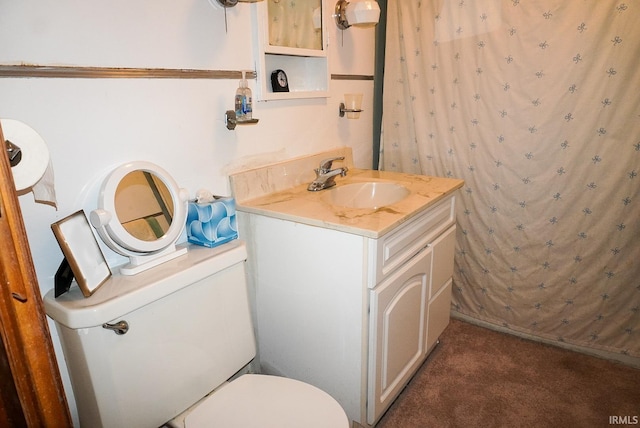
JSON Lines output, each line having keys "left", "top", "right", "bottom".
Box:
{"left": 115, "top": 170, "right": 173, "bottom": 242}
{"left": 90, "top": 161, "right": 189, "bottom": 275}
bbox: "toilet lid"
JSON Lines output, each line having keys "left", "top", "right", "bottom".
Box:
{"left": 184, "top": 374, "right": 349, "bottom": 428}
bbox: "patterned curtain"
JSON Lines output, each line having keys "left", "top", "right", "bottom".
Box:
{"left": 382, "top": 0, "right": 639, "bottom": 357}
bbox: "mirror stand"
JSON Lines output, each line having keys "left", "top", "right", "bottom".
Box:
{"left": 90, "top": 211, "right": 188, "bottom": 275}
{"left": 116, "top": 241, "right": 187, "bottom": 276}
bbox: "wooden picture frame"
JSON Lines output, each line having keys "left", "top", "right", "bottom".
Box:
{"left": 51, "top": 210, "right": 111, "bottom": 297}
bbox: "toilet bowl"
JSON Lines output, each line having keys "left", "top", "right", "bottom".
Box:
{"left": 170, "top": 374, "right": 349, "bottom": 427}
{"left": 44, "top": 241, "right": 349, "bottom": 428}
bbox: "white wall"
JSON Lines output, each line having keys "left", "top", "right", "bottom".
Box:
{"left": 0, "top": 1, "right": 377, "bottom": 425}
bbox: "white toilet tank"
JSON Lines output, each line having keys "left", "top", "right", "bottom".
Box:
{"left": 44, "top": 241, "right": 256, "bottom": 428}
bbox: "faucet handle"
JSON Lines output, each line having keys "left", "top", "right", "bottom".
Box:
{"left": 319, "top": 156, "right": 345, "bottom": 172}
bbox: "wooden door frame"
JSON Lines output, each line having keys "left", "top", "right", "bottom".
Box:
{"left": 0, "top": 123, "right": 72, "bottom": 426}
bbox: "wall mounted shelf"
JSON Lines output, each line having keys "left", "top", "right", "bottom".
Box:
{"left": 252, "top": 1, "right": 329, "bottom": 101}
{"left": 225, "top": 110, "right": 259, "bottom": 130}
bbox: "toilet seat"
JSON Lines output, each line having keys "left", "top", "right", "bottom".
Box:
{"left": 183, "top": 374, "right": 349, "bottom": 428}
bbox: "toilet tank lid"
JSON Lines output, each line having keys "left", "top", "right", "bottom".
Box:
{"left": 43, "top": 240, "right": 247, "bottom": 329}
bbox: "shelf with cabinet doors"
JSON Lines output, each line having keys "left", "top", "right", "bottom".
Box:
{"left": 252, "top": 0, "right": 329, "bottom": 100}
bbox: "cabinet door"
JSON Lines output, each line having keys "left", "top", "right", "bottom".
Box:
{"left": 430, "top": 225, "right": 456, "bottom": 299}
{"left": 367, "top": 247, "right": 432, "bottom": 425}
{"left": 426, "top": 279, "right": 453, "bottom": 352}
{"left": 425, "top": 226, "right": 456, "bottom": 352}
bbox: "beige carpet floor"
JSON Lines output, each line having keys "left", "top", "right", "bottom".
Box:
{"left": 376, "top": 319, "right": 640, "bottom": 428}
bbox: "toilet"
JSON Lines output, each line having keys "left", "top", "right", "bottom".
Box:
{"left": 44, "top": 240, "right": 349, "bottom": 428}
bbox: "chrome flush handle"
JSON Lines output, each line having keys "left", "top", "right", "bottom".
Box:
{"left": 102, "top": 320, "right": 129, "bottom": 335}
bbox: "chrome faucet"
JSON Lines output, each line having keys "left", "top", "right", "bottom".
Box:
{"left": 307, "top": 157, "right": 349, "bottom": 191}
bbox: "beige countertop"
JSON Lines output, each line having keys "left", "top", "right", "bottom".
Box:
{"left": 235, "top": 168, "right": 464, "bottom": 238}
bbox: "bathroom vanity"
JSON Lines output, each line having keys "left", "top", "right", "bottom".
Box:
{"left": 230, "top": 149, "right": 463, "bottom": 427}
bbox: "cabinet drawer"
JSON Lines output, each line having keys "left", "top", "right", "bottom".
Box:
{"left": 368, "top": 195, "right": 455, "bottom": 288}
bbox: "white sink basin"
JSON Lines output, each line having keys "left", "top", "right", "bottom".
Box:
{"left": 324, "top": 182, "right": 410, "bottom": 209}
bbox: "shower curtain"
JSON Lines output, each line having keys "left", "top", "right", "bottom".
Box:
{"left": 382, "top": 0, "right": 639, "bottom": 357}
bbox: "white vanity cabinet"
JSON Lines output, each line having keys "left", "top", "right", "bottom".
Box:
{"left": 239, "top": 194, "right": 457, "bottom": 427}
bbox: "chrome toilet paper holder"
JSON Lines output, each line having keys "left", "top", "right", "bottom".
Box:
{"left": 5, "top": 139, "right": 22, "bottom": 167}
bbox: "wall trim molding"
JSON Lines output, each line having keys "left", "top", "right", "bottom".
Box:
{"left": 331, "top": 74, "right": 374, "bottom": 81}
{"left": 0, "top": 65, "right": 256, "bottom": 80}
{"left": 0, "top": 65, "right": 374, "bottom": 81}
{"left": 0, "top": 66, "right": 375, "bottom": 82}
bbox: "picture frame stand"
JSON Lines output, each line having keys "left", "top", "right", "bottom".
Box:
{"left": 54, "top": 257, "right": 74, "bottom": 298}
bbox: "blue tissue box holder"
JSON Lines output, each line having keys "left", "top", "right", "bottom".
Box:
{"left": 186, "top": 197, "right": 238, "bottom": 248}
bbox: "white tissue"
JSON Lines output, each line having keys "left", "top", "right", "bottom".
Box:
{"left": 32, "top": 159, "right": 57, "bottom": 208}
{"left": 2, "top": 118, "right": 58, "bottom": 208}
{"left": 195, "top": 188, "right": 215, "bottom": 203}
